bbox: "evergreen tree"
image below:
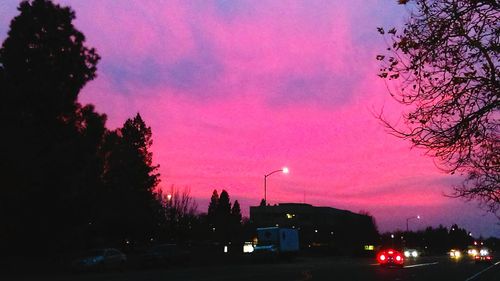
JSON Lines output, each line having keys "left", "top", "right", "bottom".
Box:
{"left": 1, "top": 0, "right": 99, "bottom": 119}
{"left": 217, "top": 190, "right": 232, "bottom": 218}
{"left": 207, "top": 189, "right": 219, "bottom": 227}
{"left": 449, "top": 224, "right": 471, "bottom": 249}
{"left": 71, "top": 104, "right": 108, "bottom": 248}
{"left": 231, "top": 200, "right": 242, "bottom": 226}
{"left": 0, "top": 0, "right": 100, "bottom": 253}
{"left": 215, "top": 190, "right": 232, "bottom": 243}
{"left": 101, "top": 113, "right": 161, "bottom": 243}
{"left": 230, "top": 200, "right": 243, "bottom": 244}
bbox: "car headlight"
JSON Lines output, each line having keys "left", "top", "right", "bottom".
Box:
{"left": 480, "top": 249, "right": 489, "bottom": 256}
{"left": 449, "top": 250, "right": 461, "bottom": 258}
{"left": 411, "top": 251, "right": 418, "bottom": 257}
{"left": 404, "top": 251, "right": 410, "bottom": 258}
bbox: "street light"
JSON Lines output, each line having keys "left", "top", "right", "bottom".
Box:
{"left": 263, "top": 167, "right": 289, "bottom": 205}
{"left": 406, "top": 215, "right": 420, "bottom": 232}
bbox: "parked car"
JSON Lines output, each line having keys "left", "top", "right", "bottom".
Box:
{"left": 71, "top": 248, "right": 126, "bottom": 271}
{"left": 141, "top": 244, "right": 191, "bottom": 267}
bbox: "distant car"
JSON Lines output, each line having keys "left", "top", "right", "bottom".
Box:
{"left": 474, "top": 248, "right": 493, "bottom": 264}
{"left": 404, "top": 249, "right": 419, "bottom": 259}
{"left": 141, "top": 244, "right": 190, "bottom": 267}
{"left": 467, "top": 248, "right": 478, "bottom": 258}
{"left": 71, "top": 248, "right": 126, "bottom": 271}
{"left": 377, "top": 249, "right": 404, "bottom": 267}
{"left": 449, "top": 249, "right": 462, "bottom": 260}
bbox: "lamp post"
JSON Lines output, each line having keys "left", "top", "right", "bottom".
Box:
{"left": 264, "top": 167, "right": 289, "bottom": 205}
{"left": 406, "top": 215, "right": 420, "bottom": 232}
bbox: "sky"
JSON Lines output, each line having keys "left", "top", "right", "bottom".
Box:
{"left": 0, "top": 0, "right": 498, "bottom": 237}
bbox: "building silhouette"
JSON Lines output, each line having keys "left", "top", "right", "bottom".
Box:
{"left": 250, "top": 203, "right": 378, "bottom": 254}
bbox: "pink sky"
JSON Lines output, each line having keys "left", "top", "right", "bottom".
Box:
{"left": 1, "top": 0, "right": 497, "bottom": 237}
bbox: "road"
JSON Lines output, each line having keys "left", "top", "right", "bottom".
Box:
{"left": 4, "top": 255, "right": 499, "bottom": 281}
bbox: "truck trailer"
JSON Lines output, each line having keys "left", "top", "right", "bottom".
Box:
{"left": 253, "top": 227, "right": 299, "bottom": 258}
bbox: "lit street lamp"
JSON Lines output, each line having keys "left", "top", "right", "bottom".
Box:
{"left": 263, "top": 167, "right": 289, "bottom": 205}
{"left": 406, "top": 215, "right": 421, "bottom": 232}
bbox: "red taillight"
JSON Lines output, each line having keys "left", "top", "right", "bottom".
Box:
{"left": 396, "top": 255, "right": 402, "bottom": 261}
{"left": 379, "top": 254, "right": 386, "bottom": 261}
{"left": 388, "top": 250, "right": 394, "bottom": 254}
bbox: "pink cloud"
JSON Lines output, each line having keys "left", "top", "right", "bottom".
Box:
{"left": 1, "top": 0, "right": 497, "bottom": 236}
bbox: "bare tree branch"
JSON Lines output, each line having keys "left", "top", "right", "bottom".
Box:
{"left": 377, "top": 0, "right": 499, "bottom": 215}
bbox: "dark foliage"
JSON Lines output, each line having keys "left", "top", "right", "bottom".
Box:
{"left": 157, "top": 185, "right": 198, "bottom": 243}
{"left": 0, "top": 0, "right": 101, "bottom": 253}
{"left": 207, "top": 189, "right": 219, "bottom": 228}
{"left": 206, "top": 189, "right": 243, "bottom": 244}
{"left": 100, "top": 114, "right": 162, "bottom": 243}
{"left": 216, "top": 190, "right": 232, "bottom": 243}
{"left": 1, "top": 0, "right": 99, "bottom": 119}
{"left": 381, "top": 224, "right": 476, "bottom": 254}
{"left": 231, "top": 200, "right": 242, "bottom": 226}
{"left": 0, "top": 0, "right": 162, "bottom": 255}
{"left": 259, "top": 198, "right": 266, "bottom": 207}
{"left": 377, "top": 0, "right": 499, "bottom": 215}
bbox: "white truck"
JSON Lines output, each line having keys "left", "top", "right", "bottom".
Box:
{"left": 253, "top": 227, "right": 299, "bottom": 258}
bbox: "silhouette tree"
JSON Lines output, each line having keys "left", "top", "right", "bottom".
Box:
{"left": 230, "top": 200, "right": 243, "bottom": 245}
{"left": 216, "top": 190, "right": 232, "bottom": 243}
{"left": 377, "top": 0, "right": 499, "bottom": 215}
{"left": 101, "top": 113, "right": 161, "bottom": 243}
{"left": 207, "top": 189, "right": 219, "bottom": 229}
{"left": 217, "top": 190, "right": 232, "bottom": 218}
{"left": 231, "top": 200, "right": 242, "bottom": 226}
{"left": 449, "top": 224, "right": 471, "bottom": 249}
{"left": 423, "top": 225, "right": 450, "bottom": 254}
{"left": 206, "top": 189, "right": 244, "bottom": 244}
{"left": 259, "top": 198, "right": 267, "bottom": 207}
{"left": 358, "top": 210, "right": 380, "bottom": 244}
{"left": 0, "top": 0, "right": 101, "bottom": 252}
{"left": 158, "top": 185, "right": 198, "bottom": 243}
{"left": 1, "top": 0, "right": 99, "bottom": 121}
{"left": 71, "top": 104, "right": 108, "bottom": 248}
